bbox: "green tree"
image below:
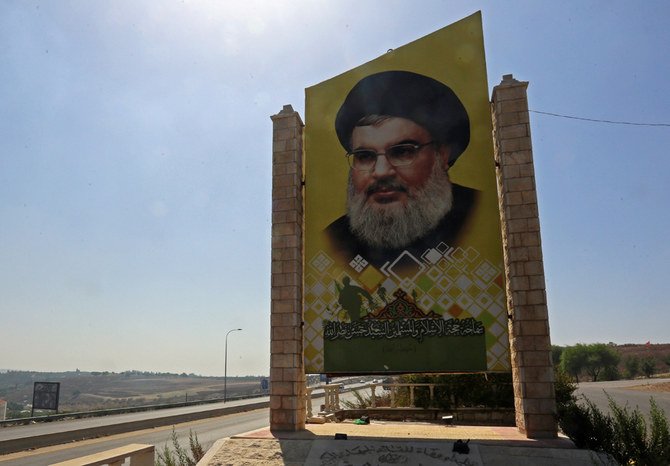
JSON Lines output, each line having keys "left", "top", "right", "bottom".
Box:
{"left": 624, "top": 355, "right": 640, "bottom": 379}
{"left": 560, "top": 343, "right": 620, "bottom": 382}
{"left": 584, "top": 343, "right": 620, "bottom": 382}
{"left": 551, "top": 345, "right": 564, "bottom": 367}
{"left": 601, "top": 365, "right": 620, "bottom": 381}
{"left": 560, "top": 344, "right": 590, "bottom": 382}
{"left": 642, "top": 357, "right": 656, "bottom": 378}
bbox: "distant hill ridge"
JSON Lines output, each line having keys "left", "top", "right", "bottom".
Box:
{"left": 0, "top": 371, "right": 265, "bottom": 418}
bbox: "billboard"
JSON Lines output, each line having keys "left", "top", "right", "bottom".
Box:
{"left": 32, "top": 381, "right": 60, "bottom": 411}
{"left": 304, "top": 12, "right": 509, "bottom": 374}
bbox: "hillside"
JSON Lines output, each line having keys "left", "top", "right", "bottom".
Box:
{"left": 614, "top": 343, "right": 670, "bottom": 375}
{"left": 2, "top": 343, "right": 668, "bottom": 419}
{"left": 616, "top": 343, "right": 670, "bottom": 360}
{"left": 0, "top": 370, "right": 264, "bottom": 418}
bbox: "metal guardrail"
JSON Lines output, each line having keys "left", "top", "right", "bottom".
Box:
{"left": 0, "top": 392, "right": 268, "bottom": 427}
{"left": 0, "top": 386, "right": 329, "bottom": 455}
{"left": 0, "top": 398, "right": 271, "bottom": 455}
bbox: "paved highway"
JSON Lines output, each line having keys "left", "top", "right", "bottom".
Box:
{"left": 0, "top": 407, "right": 270, "bottom": 466}
{"left": 575, "top": 377, "right": 670, "bottom": 417}
{"left": 3, "top": 380, "right": 667, "bottom": 465}
{"left": 0, "top": 389, "right": 361, "bottom": 465}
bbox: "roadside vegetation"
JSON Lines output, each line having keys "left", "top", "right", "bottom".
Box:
{"left": 397, "top": 373, "right": 514, "bottom": 410}
{"left": 552, "top": 343, "right": 670, "bottom": 382}
{"left": 560, "top": 396, "right": 670, "bottom": 465}
{"left": 342, "top": 373, "right": 514, "bottom": 410}
{"left": 341, "top": 387, "right": 392, "bottom": 409}
{"left": 342, "top": 342, "right": 669, "bottom": 413}
{"left": 554, "top": 343, "right": 670, "bottom": 464}
{"left": 155, "top": 428, "right": 205, "bottom": 466}
{"left": 559, "top": 343, "right": 621, "bottom": 382}
{"left": 557, "top": 380, "right": 670, "bottom": 465}
{"left": 341, "top": 344, "right": 670, "bottom": 464}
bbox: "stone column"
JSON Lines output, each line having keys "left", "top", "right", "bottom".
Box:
{"left": 491, "top": 75, "right": 557, "bottom": 439}
{"left": 321, "top": 384, "right": 341, "bottom": 413}
{"left": 269, "top": 105, "right": 306, "bottom": 431}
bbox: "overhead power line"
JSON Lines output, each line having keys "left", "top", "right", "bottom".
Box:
{"left": 529, "top": 110, "right": 670, "bottom": 127}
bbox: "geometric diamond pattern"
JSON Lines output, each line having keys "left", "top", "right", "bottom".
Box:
{"left": 422, "top": 247, "right": 443, "bottom": 264}
{"left": 303, "top": 243, "right": 510, "bottom": 373}
{"left": 418, "top": 294, "right": 436, "bottom": 310}
{"left": 310, "top": 252, "right": 333, "bottom": 273}
{"left": 475, "top": 260, "right": 498, "bottom": 283}
{"left": 456, "top": 292, "right": 474, "bottom": 309}
{"left": 475, "top": 292, "right": 493, "bottom": 309}
{"left": 349, "top": 255, "right": 368, "bottom": 272}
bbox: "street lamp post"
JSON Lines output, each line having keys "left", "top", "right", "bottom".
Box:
{"left": 224, "top": 328, "right": 242, "bottom": 402}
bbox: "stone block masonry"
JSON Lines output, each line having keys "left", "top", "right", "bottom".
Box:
{"left": 269, "top": 105, "right": 306, "bottom": 431}
{"left": 491, "top": 75, "right": 557, "bottom": 439}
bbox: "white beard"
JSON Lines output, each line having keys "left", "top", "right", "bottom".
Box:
{"left": 346, "top": 159, "right": 453, "bottom": 250}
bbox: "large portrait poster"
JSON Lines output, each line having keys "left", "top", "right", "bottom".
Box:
{"left": 304, "top": 12, "right": 509, "bottom": 374}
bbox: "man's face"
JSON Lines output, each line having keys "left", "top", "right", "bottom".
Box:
{"left": 346, "top": 116, "right": 454, "bottom": 250}
{"left": 350, "top": 117, "right": 449, "bottom": 209}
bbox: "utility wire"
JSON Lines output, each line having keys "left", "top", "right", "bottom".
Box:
{"left": 529, "top": 110, "right": 670, "bottom": 127}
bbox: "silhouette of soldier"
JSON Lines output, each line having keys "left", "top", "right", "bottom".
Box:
{"left": 336, "top": 276, "right": 374, "bottom": 322}
{"left": 377, "top": 286, "right": 388, "bottom": 304}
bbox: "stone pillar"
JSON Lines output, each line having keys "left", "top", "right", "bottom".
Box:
{"left": 306, "top": 387, "right": 313, "bottom": 418}
{"left": 491, "top": 75, "right": 557, "bottom": 439}
{"left": 321, "top": 384, "right": 341, "bottom": 413}
{"left": 269, "top": 104, "right": 306, "bottom": 431}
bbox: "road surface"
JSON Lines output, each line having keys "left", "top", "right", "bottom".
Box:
{"left": 0, "top": 407, "right": 269, "bottom": 466}
{"left": 0, "top": 390, "right": 360, "bottom": 465}
{"left": 575, "top": 377, "right": 670, "bottom": 417}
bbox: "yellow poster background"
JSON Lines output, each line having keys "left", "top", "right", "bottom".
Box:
{"left": 303, "top": 12, "right": 510, "bottom": 374}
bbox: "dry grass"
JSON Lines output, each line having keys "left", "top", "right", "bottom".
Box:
{"left": 0, "top": 372, "right": 263, "bottom": 414}
{"left": 626, "top": 381, "right": 670, "bottom": 393}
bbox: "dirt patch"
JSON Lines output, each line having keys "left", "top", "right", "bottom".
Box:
{"left": 206, "top": 439, "right": 312, "bottom": 466}
{"left": 626, "top": 381, "right": 670, "bottom": 393}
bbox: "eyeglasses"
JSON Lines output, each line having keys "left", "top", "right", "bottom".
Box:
{"left": 345, "top": 141, "right": 435, "bottom": 171}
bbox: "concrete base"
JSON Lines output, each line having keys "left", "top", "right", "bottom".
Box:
{"left": 198, "top": 422, "right": 612, "bottom": 466}
{"left": 306, "top": 439, "right": 482, "bottom": 465}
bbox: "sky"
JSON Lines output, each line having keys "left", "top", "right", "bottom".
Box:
{"left": 1, "top": 1, "right": 669, "bottom": 377}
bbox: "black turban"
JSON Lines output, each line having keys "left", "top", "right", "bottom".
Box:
{"left": 335, "top": 70, "right": 470, "bottom": 166}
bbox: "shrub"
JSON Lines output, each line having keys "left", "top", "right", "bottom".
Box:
{"left": 642, "top": 357, "right": 656, "bottom": 378}
{"left": 608, "top": 396, "right": 648, "bottom": 463}
{"left": 557, "top": 396, "right": 614, "bottom": 453}
{"left": 649, "top": 398, "right": 670, "bottom": 461}
{"left": 554, "top": 369, "right": 577, "bottom": 409}
{"left": 340, "top": 389, "right": 391, "bottom": 409}
{"left": 155, "top": 428, "right": 205, "bottom": 466}
{"left": 558, "top": 395, "right": 670, "bottom": 466}
{"left": 624, "top": 355, "right": 641, "bottom": 379}
{"left": 600, "top": 365, "right": 620, "bottom": 381}
{"left": 396, "top": 373, "right": 513, "bottom": 410}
